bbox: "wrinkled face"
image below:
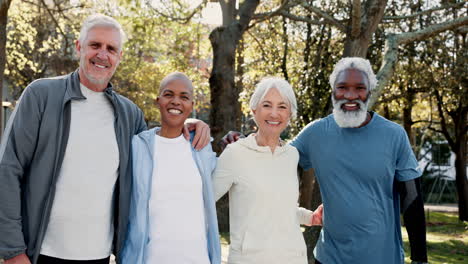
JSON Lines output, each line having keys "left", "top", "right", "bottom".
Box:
{"left": 253, "top": 88, "right": 291, "bottom": 136}
{"left": 76, "top": 26, "right": 122, "bottom": 90}
{"left": 332, "top": 68, "right": 370, "bottom": 127}
{"left": 157, "top": 80, "right": 194, "bottom": 129}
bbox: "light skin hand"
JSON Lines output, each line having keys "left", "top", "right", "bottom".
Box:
{"left": 184, "top": 118, "right": 211, "bottom": 150}
{"left": 311, "top": 204, "right": 324, "bottom": 226}
{"left": 4, "top": 253, "right": 31, "bottom": 264}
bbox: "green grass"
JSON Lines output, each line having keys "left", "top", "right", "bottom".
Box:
{"left": 402, "top": 211, "right": 468, "bottom": 264}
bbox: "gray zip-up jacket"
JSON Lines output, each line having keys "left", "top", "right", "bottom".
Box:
{"left": 0, "top": 70, "right": 147, "bottom": 263}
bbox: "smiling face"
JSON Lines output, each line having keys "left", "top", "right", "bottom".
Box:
{"left": 252, "top": 88, "right": 291, "bottom": 137}
{"left": 157, "top": 79, "right": 194, "bottom": 131}
{"left": 332, "top": 68, "right": 370, "bottom": 127}
{"left": 76, "top": 26, "right": 122, "bottom": 91}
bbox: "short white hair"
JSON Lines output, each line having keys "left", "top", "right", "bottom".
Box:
{"left": 79, "top": 14, "right": 127, "bottom": 51}
{"left": 159, "top": 72, "right": 194, "bottom": 95}
{"left": 249, "top": 77, "right": 297, "bottom": 119}
{"left": 329, "top": 57, "right": 377, "bottom": 91}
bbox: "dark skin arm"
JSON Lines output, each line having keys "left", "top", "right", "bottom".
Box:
{"left": 397, "top": 177, "right": 428, "bottom": 263}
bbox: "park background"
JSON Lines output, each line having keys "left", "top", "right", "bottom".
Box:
{"left": 0, "top": 0, "right": 466, "bottom": 263}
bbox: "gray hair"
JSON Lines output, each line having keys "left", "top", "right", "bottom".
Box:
{"left": 159, "top": 72, "right": 194, "bottom": 94}
{"left": 79, "top": 14, "right": 127, "bottom": 51}
{"left": 329, "top": 57, "right": 377, "bottom": 91}
{"left": 249, "top": 77, "right": 297, "bottom": 119}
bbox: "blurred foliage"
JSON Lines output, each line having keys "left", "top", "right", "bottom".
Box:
{"left": 6, "top": 0, "right": 212, "bottom": 124}
{"left": 5, "top": 0, "right": 466, "bottom": 140}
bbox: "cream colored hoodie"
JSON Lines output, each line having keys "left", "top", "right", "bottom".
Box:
{"left": 213, "top": 134, "right": 312, "bottom": 264}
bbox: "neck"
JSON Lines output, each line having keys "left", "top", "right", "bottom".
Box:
{"left": 158, "top": 125, "right": 183, "bottom": 138}
{"left": 255, "top": 130, "right": 281, "bottom": 152}
{"left": 357, "top": 112, "right": 372, "bottom": 128}
{"left": 79, "top": 70, "right": 107, "bottom": 92}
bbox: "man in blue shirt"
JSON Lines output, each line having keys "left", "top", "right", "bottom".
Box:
{"left": 290, "top": 57, "right": 428, "bottom": 264}
{"left": 222, "top": 57, "right": 428, "bottom": 264}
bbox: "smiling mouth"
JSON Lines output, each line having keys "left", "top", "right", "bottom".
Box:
{"left": 168, "top": 109, "right": 182, "bottom": 115}
{"left": 91, "top": 61, "right": 110, "bottom": 69}
{"left": 341, "top": 102, "right": 360, "bottom": 111}
{"left": 266, "top": 121, "right": 280, "bottom": 125}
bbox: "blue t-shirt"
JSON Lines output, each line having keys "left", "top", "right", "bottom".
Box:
{"left": 291, "top": 112, "right": 421, "bottom": 264}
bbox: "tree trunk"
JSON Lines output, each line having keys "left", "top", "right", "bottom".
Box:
{"left": 208, "top": 27, "right": 242, "bottom": 153}
{"left": 0, "top": 0, "right": 13, "bottom": 139}
{"left": 343, "top": 38, "right": 371, "bottom": 57}
{"left": 455, "top": 141, "right": 468, "bottom": 221}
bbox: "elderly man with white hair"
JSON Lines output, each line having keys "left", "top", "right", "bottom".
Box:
{"left": 222, "top": 57, "right": 428, "bottom": 264}
{"left": 290, "top": 57, "right": 428, "bottom": 264}
{"left": 0, "top": 14, "right": 209, "bottom": 264}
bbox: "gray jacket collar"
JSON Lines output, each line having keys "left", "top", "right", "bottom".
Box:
{"left": 64, "top": 69, "right": 115, "bottom": 103}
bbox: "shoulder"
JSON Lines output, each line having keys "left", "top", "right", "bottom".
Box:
{"left": 373, "top": 113, "right": 406, "bottom": 135}
{"left": 113, "top": 92, "right": 141, "bottom": 111}
{"left": 218, "top": 140, "right": 246, "bottom": 161}
{"left": 24, "top": 73, "right": 70, "bottom": 95}
{"left": 299, "top": 115, "right": 332, "bottom": 135}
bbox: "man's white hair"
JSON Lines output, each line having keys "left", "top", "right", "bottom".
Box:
{"left": 249, "top": 77, "right": 297, "bottom": 119}
{"left": 159, "top": 72, "right": 194, "bottom": 95}
{"left": 79, "top": 14, "right": 127, "bottom": 51}
{"left": 329, "top": 57, "right": 377, "bottom": 91}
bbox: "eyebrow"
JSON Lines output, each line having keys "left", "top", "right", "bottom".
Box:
{"left": 262, "top": 100, "right": 288, "bottom": 105}
{"left": 88, "top": 41, "right": 118, "bottom": 50}
{"left": 162, "top": 90, "right": 192, "bottom": 96}
{"left": 336, "top": 82, "right": 367, "bottom": 86}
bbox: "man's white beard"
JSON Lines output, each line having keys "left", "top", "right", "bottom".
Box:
{"left": 332, "top": 96, "right": 369, "bottom": 128}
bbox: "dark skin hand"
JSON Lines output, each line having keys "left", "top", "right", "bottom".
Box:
{"left": 218, "top": 131, "right": 244, "bottom": 151}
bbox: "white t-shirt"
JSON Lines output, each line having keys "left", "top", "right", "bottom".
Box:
{"left": 40, "top": 84, "right": 119, "bottom": 259}
{"left": 145, "top": 134, "right": 209, "bottom": 264}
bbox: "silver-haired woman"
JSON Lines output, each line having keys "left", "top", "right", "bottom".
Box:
{"left": 213, "top": 77, "right": 322, "bottom": 264}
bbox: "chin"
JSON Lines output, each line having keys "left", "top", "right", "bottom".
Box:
{"left": 332, "top": 97, "right": 368, "bottom": 128}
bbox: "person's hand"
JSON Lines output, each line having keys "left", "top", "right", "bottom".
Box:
{"left": 4, "top": 253, "right": 31, "bottom": 264}
{"left": 311, "top": 204, "right": 323, "bottom": 226}
{"left": 218, "top": 131, "right": 244, "bottom": 151}
{"left": 183, "top": 118, "right": 211, "bottom": 151}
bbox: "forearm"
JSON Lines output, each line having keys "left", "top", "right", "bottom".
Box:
{"left": 399, "top": 178, "right": 428, "bottom": 262}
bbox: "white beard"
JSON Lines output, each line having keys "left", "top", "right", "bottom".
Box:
{"left": 332, "top": 96, "right": 369, "bottom": 128}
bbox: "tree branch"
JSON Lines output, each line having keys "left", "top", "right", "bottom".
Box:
{"left": 146, "top": 0, "right": 207, "bottom": 24}
{"left": 40, "top": 0, "right": 69, "bottom": 50}
{"left": 351, "top": 0, "right": 361, "bottom": 38}
{"left": 276, "top": 11, "right": 327, "bottom": 25}
{"left": 434, "top": 88, "right": 456, "bottom": 149}
{"left": 252, "top": 0, "right": 294, "bottom": 21}
{"left": 397, "top": 16, "right": 468, "bottom": 44}
{"left": 362, "top": 0, "right": 388, "bottom": 39}
{"left": 369, "top": 16, "right": 468, "bottom": 109}
{"left": 298, "top": 0, "right": 346, "bottom": 32}
{"left": 383, "top": 2, "right": 466, "bottom": 22}
{"left": 237, "top": 0, "right": 260, "bottom": 33}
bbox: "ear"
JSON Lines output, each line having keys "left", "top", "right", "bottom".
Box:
{"left": 252, "top": 109, "right": 257, "bottom": 115}
{"left": 118, "top": 49, "right": 123, "bottom": 60}
{"left": 75, "top": 40, "right": 81, "bottom": 58}
{"left": 155, "top": 97, "right": 160, "bottom": 108}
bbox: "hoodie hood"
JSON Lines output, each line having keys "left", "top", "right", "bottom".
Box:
{"left": 236, "top": 134, "right": 292, "bottom": 155}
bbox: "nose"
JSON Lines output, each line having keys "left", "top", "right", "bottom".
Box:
{"left": 270, "top": 108, "right": 280, "bottom": 117}
{"left": 96, "top": 49, "right": 109, "bottom": 59}
{"left": 170, "top": 96, "right": 181, "bottom": 105}
{"left": 344, "top": 88, "right": 358, "bottom": 101}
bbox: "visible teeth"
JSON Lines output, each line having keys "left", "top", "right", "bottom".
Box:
{"left": 345, "top": 103, "right": 357, "bottom": 106}
{"left": 266, "top": 121, "right": 280, "bottom": 125}
{"left": 95, "top": 64, "right": 106, "bottom": 69}
{"left": 168, "top": 109, "right": 182, "bottom": 114}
